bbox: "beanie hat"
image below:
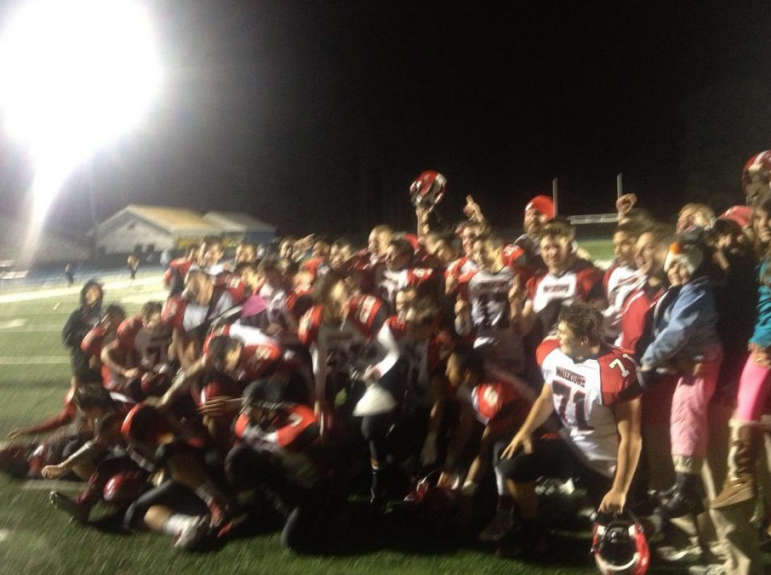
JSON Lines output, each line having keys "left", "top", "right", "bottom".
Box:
{"left": 525, "top": 195, "right": 555, "bottom": 219}
{"left": 664, "top": 241, "right": 704, "bottom": 275}
{"left": 718, "top": 205, "right": 751, "bottom": 229}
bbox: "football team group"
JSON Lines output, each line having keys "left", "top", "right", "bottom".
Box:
{"left": 3, "top": 153, "right": 771, "bottom": 575}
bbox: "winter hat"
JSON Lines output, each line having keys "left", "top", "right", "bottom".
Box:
{"left": 718, "top": 205, "right": 751, "bottom": 229}
{"left": 525, "top": 195, "right": 555, "bottom": 219}
{"left": 664, "top": 241, "right": 704, "bottom": 275}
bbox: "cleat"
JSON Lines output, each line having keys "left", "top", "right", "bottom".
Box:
{"left": 174, "top": 514, "right": 210, "bottom": 551}
{"left": 478, "top": 509, "right": 514, "bottom": 543}
{"left": 49, "top": 491, "right": 88, "bottom": 524}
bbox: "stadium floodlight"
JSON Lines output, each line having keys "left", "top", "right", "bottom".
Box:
{"left": 0, "top": 0, "right": 161, "bottom": 225}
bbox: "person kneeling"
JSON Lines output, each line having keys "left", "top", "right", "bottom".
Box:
{"left": 497, "top": 304, "right": 643, "bottom": 555}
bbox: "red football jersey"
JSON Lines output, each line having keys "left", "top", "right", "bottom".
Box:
{"left": 117, "top": 316, "right": 172, "bottom": 370}
{"left": 619, "top": 283, "right": 666, "bottom": 356}
{"left": 81, "top": 325, "right": 108, "bottom": 357}
{"left": 234, "top": 405, "right": 323, "bottom": 488}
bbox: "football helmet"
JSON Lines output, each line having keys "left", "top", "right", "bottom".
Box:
{"left": 0, "top": 444, "right": 30, "bottom": 478}
{"left": 410, "top": 170, "right": 447, "bottom": 209}
{"left": 121, "top": 404, "right": 173, "bottom": 448}
{"left": 403, "top": 470, "right": 463, "bottom": 523}
{"left": 103, "top": 469, "right": 148, "bottom": 505}
{"left": 243, "top": 377, "right": 285, "bottom": 409}
{"left": 592, "top": 511, "right": 650, "bottom": 575}
{"left": 742, "top": 151, "right": 771, "bottom": 205}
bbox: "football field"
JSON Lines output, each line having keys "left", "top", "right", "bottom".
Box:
{"left": 0, "top": 249, "right": 618, "bottom": 575}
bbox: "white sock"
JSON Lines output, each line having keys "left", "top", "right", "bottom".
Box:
{"left": 495, "top": 467, "right": 506, "bottom": 495}
{"left": 162, "top": 514, "right": 198, "bottom": 537}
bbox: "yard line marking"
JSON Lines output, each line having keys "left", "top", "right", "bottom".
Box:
{"left": 0, "top": 327, "right": 63, "bottom": 333}
{"left": 0, "top": 319, "right": 25, "bottom": 329}
{"left": 0, "top": 276, "right": 163, "bottom": 304}
{"left": 21, "top": 480, "right": 82, "bottom": 492}
{"left": 0, "top": 529, "right": 8, "bottom": 542}
{"left": 120, "top": 291, "right": 170, "bottom": 304}
{"left": 0, "top": 311, "right": 71, "bottom": 315}
{"left": 0, "top": 357, "right": 70, "bottom": 365}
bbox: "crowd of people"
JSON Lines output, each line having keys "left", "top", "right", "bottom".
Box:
{"left": 3, "top": 156, "right": 771, "bottom": 575}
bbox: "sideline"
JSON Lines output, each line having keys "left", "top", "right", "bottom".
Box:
{"left": 21, "top": 480, "right": 82, "bottom": 492}
{"left": 0, "top": 357, "right": 70, "bottom": 365}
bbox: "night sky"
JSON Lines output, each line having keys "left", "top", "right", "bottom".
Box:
{"left": 1, "top": 0, "right": 770, "bottom": 240}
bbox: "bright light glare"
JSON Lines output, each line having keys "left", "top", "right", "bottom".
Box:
{"left": 0, "top": 0, "right": 161, "bottom": 225}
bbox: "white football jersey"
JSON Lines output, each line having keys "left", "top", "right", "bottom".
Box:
{"left": 537, "top": 337, "right": 638, "bottom": 477}
{"left": 460, "top": 267, "right": 524, "bottom": 374}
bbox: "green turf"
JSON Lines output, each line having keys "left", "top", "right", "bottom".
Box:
{"left": 577, "top": 239, "right": 615, "bottom": 262}
{"left": 0, "top": 270, "right": 633, "bottom": 575}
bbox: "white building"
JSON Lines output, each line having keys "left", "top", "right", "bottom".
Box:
{"left": 94, "top": 205, "right": 222, "bottom": 255}
{"left": 94, "top": 205, "right": 277, "bottom": 255}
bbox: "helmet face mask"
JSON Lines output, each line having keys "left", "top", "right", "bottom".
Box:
{"left": 242, "top": 378, "right": 285, "bottom": 426}
{"left": 410, "top": 170, "right": 447, "bottom": 209}
{"left": 593, "top": 512, "right": 650, "bottom": 575}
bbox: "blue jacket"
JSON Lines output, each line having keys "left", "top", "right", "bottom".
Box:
{"left": 750, "top": 261, "right": 771, "bottom": 348}
{"left": 641, "top": 275, "right": 722, "bottom": 368}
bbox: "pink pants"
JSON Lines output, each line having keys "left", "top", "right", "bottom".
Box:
{"left": 735, "top": 355, "right": 771, "bottom": 422}
{"left": 671, "top": 355, "right": 721, "bottom": 459}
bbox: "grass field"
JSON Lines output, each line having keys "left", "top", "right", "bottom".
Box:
{"left": 0, "top": 250, "right": 666, "bottom": 575}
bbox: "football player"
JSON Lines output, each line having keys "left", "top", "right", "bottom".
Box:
{"left": 198, "top": 235, "right": 227, "bottom": 275}
{"left": 436, "top": 347, "right": 530, "bottom": 537}
{"left": 454, "top": 233, "right": 533, "bottom": 377}
{"left": 619, "top": 224, "right": 678, "bottom": 494}
{"left": 526, "top": 219, "right": 606, "bottom": 338}
{"left": 378, "top": 237, "right": 438, "bottom": 314}
{"left": 48, "top": 412, "right": 149, "bottom": 525}
{"left": 497, "top": 304, "right": 642, "bottom": 552}
{"left": 41, "top": 386, "right": 136, "bottom": 482}
{"left": 163, "top": 244, "right": 199, "bottom": 297}
{"left": 80, "top": 304, "right": 128, "bottom": 389}
{"left": 101, "top": 302, "right": 173, "bottom": 399}
{"left": 121, "top": 404, "right": 241, "bottom": 551}
{"left": 224, "top": 379, "right": 339, "bottom": 552}
{"left": 603, "top": 222, "right": 644, "bottom": 343}
{"left": 162, "top": 269, "right": 245, "bottom": 369}
{"left": 298, "top": 272, "right": 406, "bottom": 506}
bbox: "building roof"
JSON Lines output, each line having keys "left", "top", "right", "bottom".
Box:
{"left": 99, "top": 205, "right": 222, "bottom": 235}
{"left": 203, "top": 211, "right": 276, "bottom": 233}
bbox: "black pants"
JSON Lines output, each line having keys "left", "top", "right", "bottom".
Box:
{"left": 494, "top": 434, "right": 613, "bottom": 507}
{"left": 360, "top": 360, "right": 407, "bottom": 467}
{"left": 125, "top": 479, "right": 209, "bottom": 530}
{"left": 226, "top": 444, "right": 337, "bottom": 552}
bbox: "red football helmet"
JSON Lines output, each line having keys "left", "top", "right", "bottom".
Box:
{"left": 410, "top": 170, "right": 447, "bottom": 209}
{"left": 0, "top": 445, "right": 31, "bottom": 478}
{"left": 103, "top": 470, "right": 148, "bottom": 505}
{"left": 592, "top": 512, "right": 650, "bottom": 575}
{"left": 121, "top": 404, "right": 173, "bottom": 448}
{"left": 403, "top": 471, "right": 462, "bottom": 518}
{"left": 742, "top": 151, "right": 771, "bottom": 204}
